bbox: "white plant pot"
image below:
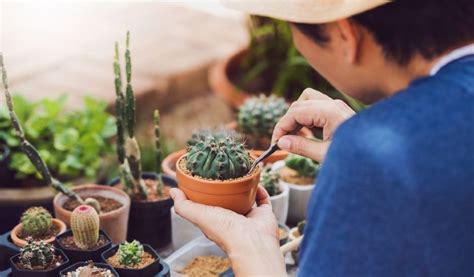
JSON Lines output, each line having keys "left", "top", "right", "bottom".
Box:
{"left": 171, "top": 207, "right": 203, "bottom": 249}
{"left": 270, "top": 182, "right": 289, "bottom": 224}
{"left": 272, "top": 161, "right": 315, "bottom": 225}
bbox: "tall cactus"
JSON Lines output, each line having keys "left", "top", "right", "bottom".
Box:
{"left": 70, "top": 205, "right": 100, "bottom": 250}
{"left": 0, "top": 53, "right": 84, "bottom": 203}
{"left": 21, "top": 207, "right": 53, "bottom": 238}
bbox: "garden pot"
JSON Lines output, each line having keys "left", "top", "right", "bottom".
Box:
{"left": 53, "top": 184, "right": 131, "bottom": 244}
{"left": 209, "top": 47, "right": 251, "bottom": 109}
{"left": 0, "top": 232, "right": 19, "bottom": 271}
{"left": 10, "top": 218, "right": 67, "bottom": 248}
{"left": 176, "top": 155, "right": 261, "bottom": 215}
{"left": 9, "top": 247, "right": 69, "bottom": 277}
{"left": 225, "top": 121, "right": 314, "bottom": 164}
{"left": 102, "top": 244, "right": 170, "bottom": 277}
{"left": 270, "top": 183, "right": 289, "bottom": 225}
{"left": 55, "top": 229, "right": 112, "bottom": 264}
{"left": 272, "top": 161, "right": 315, "bottom": 225}
{"left": 278, "top": 223, "right": 290, "bottom": 246}
{"left": 109, "top": 172, "right": 176, "bottom": 249}
{"left": 171, "top": 207, "right": 202, "bottom": 249}
{"left": 161, "top": 149, "right": 186, "bottom": 179}
{"left": 60, "top": 261, "right": 119, "bottom": 276}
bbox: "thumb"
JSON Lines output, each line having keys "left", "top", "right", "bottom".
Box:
{"left": 278, "top": 135, "right": 330, "bottom": 162}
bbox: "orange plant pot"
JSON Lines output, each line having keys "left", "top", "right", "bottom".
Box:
{"left": 10, "top": 218, "right": 67, "bottom": 247}
{"left": 175, "top": 155, "right": 261, "bottom": 215}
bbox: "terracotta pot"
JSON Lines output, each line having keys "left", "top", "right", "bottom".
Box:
{"left": 53, "top": 184, "right": 131, "bottom": 244}
{"left": 10, "top": 219, "right": 67, "bottom": 248}
{"left": 225, "top": 121, "right": 314, "bottom": 164}
{"left": 209, "top": 47, "right": 251, "bottom": 109}
{"left": 175, "top": 155, "right": 261, "bottom": 215}
{"left": 161, "top": 149, "right": 186, "bottom": 179}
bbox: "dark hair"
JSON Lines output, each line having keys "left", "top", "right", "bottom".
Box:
{"left": 292, "top": 0, "right": 474, "bottom": 64}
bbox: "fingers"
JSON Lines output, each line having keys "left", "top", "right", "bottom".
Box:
{"left": 170, "top": 188, "right": 215, "bottom": 227}
{"left": 256, "top": 185, "right": 271, "bottom": 207}
{"left": 298, "top": 88, "right": 332, "bottom": 101}
{"left": 278, "top": 135, "right": 330, "bottom": 162}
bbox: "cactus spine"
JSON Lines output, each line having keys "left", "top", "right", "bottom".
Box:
{"left": 70, "top": 205, "right": 100, "bottom": 250}
{"left": 260, "top": 166, "right": 281, "bottom": 197}
{"left": 21, "top": 207, "right": 53, "bottom": 238}
{"left": 186, "top": 130, "right": 252, "bottom": 180}
{"left": 117, "top": 240, "right": 143, "bottom": 267}
{"left": 284, "top": 154, "right": 320, "bottom": 178}
{"left": 0, "top": 54, "right": 84, "bottom": 204}
{"left": 19, "top": 239, "right": 55, "bottom": 270}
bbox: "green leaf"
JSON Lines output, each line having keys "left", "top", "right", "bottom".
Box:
{"left": 54, "top": 128, "right": 79, "bottom": 151}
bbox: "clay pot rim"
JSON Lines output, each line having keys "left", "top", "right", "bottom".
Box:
{"left": 53, "top": 184, "right": 131, "bottom": 219}
{"left": 176, "top": 154, "right": 261, "bottom": 186}
{"left": 10, "top": 218, "right": 67, "bottom": 248}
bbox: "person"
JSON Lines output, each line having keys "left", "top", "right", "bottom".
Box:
{"left": 170, "top": 0, "right": 474, "bottom": 276}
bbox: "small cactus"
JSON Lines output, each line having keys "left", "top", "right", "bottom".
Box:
{"left": 19, "top": 238, "right": 55, "bottom": 270}
{"left": 237, "top": 95, "right": 288, "bottom": 139}
{"left": 117, "top": 240, "right": 143, "bottom": 267}
{"left": 186, "top": 130, "right": 252, "bottom": 180}
{"left": 260, "top": 166, "right": 281, "bottom": 197}
{"left": 297, "top": 220, "right": 306, "bottom": 236}
{"left": 20, "top": 207, "right": 53, "bottom": 238}
{"left": 285, "top": 154, "right": 320, "bottom": 178}
{"left": 70, "top": 205, "right": 100, "bottom": 250}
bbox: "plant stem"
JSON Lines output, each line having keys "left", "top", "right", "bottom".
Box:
{"left": 154, "top": 110, "right": 164, "bottom": 197}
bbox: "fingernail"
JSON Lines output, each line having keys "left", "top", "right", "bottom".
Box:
{"left": 278, "top": 137, "right": 291, "bottom": 150}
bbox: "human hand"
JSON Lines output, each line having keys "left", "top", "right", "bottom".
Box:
{"left": 272, "top": 88, "right": 355, "bottom": 162}
{"left": 171, "top": 186, "right": 286, "bottom": 276}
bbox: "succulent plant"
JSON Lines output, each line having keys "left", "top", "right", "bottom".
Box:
{"left": 117, "top": 240, "right": 143, "bottom": 267}
{"left": 19, "top": 238, "right": 55, "bottom": 270}
{"left": 70, "top": 205, "right": 100, "bottom": 250}
{"left": 237, "top": 94, "right": 288, "bottom": 140}
{"left": 20, "top": 207, "right": 53, "bottom": 238}
{"left": 186, "top": 130, "right": 252, "bottom": 180}
{"left": 187, "top": 129, "right": 239, "bottom": 147}
{"left": 260, "top": 165, "right": 281, "bottom": 197}
{"left": 285, "top": 154, "right": 320, "bottom": 178}
{"left": 297, "top": 220, "right": 306, "bottom": 236}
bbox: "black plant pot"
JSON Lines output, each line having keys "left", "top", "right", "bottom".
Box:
{"left": 60, "top": 261, "right": 119, "bottom": 276}
{"left": 101, "top": 244, "right": 170, "bottom": 277}
{"left": 108, "top": 172, "right": 177, "bottom": 249}
{"left": 9, "top": 247, "right": 69, "bottom": 277}
{"left": 0, "top": 232, "right": 19, "bottom": 271}
{"left": 55, "top": 229, "right": 112, "bottom": 264}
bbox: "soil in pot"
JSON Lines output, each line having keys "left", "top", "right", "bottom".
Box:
{"left": 56, "top": 229, "right": 112, "bottom": 264}
{"left": 106, "top": 251, "right": 155, "bottom": 270}
{"left": 10, "top": 247, "right": 69, "bottom": 277}
{"left": 177, "top": 256, "right": 230, "bottom": 277}
{"left": 58, "top": 234, "right": 109, "bottom": 251}
{"left": 280, "top": 166, "right": 315, "bottom": 185}
{"left": 16, "top": 224, "right": 60, "bottom": 241}
{"left": 62, "top": 197, "right": 123, "bottom": 213}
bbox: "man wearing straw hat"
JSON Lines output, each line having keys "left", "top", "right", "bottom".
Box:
{"left": 171, "top": 0, "right": 474, "bottom": 275}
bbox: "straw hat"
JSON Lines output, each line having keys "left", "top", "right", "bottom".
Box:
{"left": 222, "top": 0, "right": 391, "bottom": 24}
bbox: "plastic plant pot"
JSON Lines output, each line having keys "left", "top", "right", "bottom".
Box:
{"left": 9, "top": 247, "right": 69, "bottom": 277}
{"left": 108, "top": 172, "right": 177, "bottom": 249}
{"left": 55, "top": 229, "right": 112, "bottom": 264}
{"left": 59, "top": 261, "right": 119, "bottom": 276}
{"left": 270, "top": 182, "right": 289, "bottom": 225}
{"left": 0, "top": 231, "right": 19, "bottom": 271}
{"left": 101, "top": 244, "right": 170, "bottom": 277}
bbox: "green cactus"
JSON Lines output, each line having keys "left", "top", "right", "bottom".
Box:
{"left": 237, "top": 94, "right": 288, "bottom": 140}
{"left": 297, "top": 220, "right": 306, "bottom": 236}
{"left": 70, "top": 205, "right": 100, "bottom": 250}
{"left": 260, "top": 166, "right": 281, "bottom": 197}
{"left": 284, "top": 154, "right": 320, "bottom": 178}
{"left": 186, "top": 130, "right": 252, "bottom": 180}
{"left": 20, "top": 207, "right": 53, "bottom": 238}
{"left": 0, "top": 53, "right": 84, "bottom": 204}
{"left": 154, "top": 110, "right": 164, "bottom": 197}
{"left": 19, "top": 238, "right": 55, "bottom": 270}
{"left": 117, "top": 240, "right": 143, "bottom": 267}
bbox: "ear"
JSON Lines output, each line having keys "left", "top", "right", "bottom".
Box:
{"left": 335, "top": 19, "right": 362, "bottom": 64}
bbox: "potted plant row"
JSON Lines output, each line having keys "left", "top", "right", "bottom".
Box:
{"left": 107, "top": 31, "right": 176, "bottom": 249}
{"left": 1, "top": 53, "right": 131, "bottom": 244}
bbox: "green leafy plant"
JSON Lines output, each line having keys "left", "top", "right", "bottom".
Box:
{"left": 186, "top": 129, "right": 251, "bottom": 180}
{"left": 114, "top": 32, "right": 164, "bottom": 200}
{"left": 117, "top": 240, "right": 143, "bottom": 267}
{"left": 20, "top": 207, "right": 52, "bottom": 238}
{"left": 260, "top": 165, "right": 281, "bottom": 197}
{"left": 285, "top": 154, "right": 320, "bottom": 178}
{"left": 19, "top": 238, "right": 56, "bottom": 270}
{"left": 239, "top": 16, "right": 365, "bottom": 111}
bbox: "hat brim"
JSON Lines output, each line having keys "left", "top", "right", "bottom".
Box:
{"left": 222, "top": 0, "right": 391, "bottom": 24}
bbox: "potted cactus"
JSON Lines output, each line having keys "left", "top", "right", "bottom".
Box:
{"left": 55, "top": 205, "right": 112, "bottom": 264}
{"left": 107, "top": 32, "right": 176, "bottom": 249}
{"left": 176, "top": 129, "right": 261, "bottom": 214}
{"left": 260, "top": 165, "right": 289, "bottom": 224}
{"left": 9, "top": 238, "right": 69, "bottom": 276}
{"left": 226, "top": 94, "right": 313, "bottom": 163}
{"left": 102, "top": 240, "right": 170, "bottom": 277}
{"left": 10, "top": 206, "right": 67, "bottom": 248}
{"left": 60, "top": 261, "right": 118, "bottom": 277}
{"left": 272, "top": 154, "right": 320, "bottom": 225}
